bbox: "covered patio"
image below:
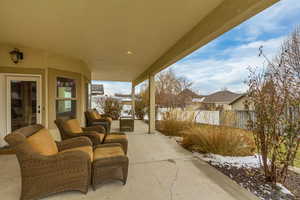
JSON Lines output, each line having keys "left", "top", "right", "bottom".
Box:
{"left": 0, "top": 120, "right": 258, "bottom": 200}
{"left": 0, "top": 0, "right": 279, "bottom": 199}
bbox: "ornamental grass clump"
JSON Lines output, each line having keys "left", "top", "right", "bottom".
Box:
{"left": 182, "top": 124, "right": 255, "bottom": 156}
{"left": 156, "top": 109, "right": 195, "bottom": 136}
{"left": 157, "top": 119, "right": 194, "bottom": 136}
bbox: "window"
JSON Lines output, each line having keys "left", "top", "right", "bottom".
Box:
{"left": 56, "top": 77, "right": 76, "bottom": 119}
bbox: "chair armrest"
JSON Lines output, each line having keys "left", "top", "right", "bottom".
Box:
{"left": 21, "top": 151, "right": 91, "bottom": 177}
{"left": 80, "top": 132, "right": 104, "bottom": 145}
{"left": 91, "top": 118, "right": 110, "bottom": 123}
{"left": 101, "top": 114, "right": 113, "bottom": 118}
{"left": 56, "top": 137, "right": 92, "bottom": 151}
{"left": 82, "top": 125, "right": 105, "bottom": 133}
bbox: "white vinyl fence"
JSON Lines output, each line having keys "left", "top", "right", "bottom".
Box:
{"left": 195, "top": 111, "right": 220, "bottom": 125}
{"left": 155, "top": 108, "right": 253, "bottom": 129}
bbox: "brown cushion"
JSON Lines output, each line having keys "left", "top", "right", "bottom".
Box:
{"left": 27, "top": 128, "right": 58, "bottom": 156}
{"left": 93, "top": 146, "right": 124, "bottom": 160}
{"left": 95, "top": 112, "right": 102, "bottom": 120}
{"left": 63, "top": 119, "right": 83, "bottom": 134}
{"left": 61, "top": 146, "right": 93, "bottom": 161}
{"left": 89, "top": 111, "right": 100, "bottom": 120}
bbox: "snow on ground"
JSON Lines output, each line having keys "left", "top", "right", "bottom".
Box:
{"left": 193, "top": 152, "right": 264, "bottom": 168}
{"left": 169, "top": 136, "right": 183, "bottom": 143}
{"left": 193, "top": 152, "right": 295, "bottom": 199}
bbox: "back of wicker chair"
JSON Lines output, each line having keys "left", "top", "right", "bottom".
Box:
{"left": 85, "top": 109, "right": 110, "bottom": 133}
{"left": 5, "top": 124, "right": 91, "bottom": 200}
{"left": 54, "top": 118, "right": 69, "bottom": 140}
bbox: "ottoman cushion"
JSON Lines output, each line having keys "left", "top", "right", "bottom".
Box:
{"left": 105, "top": 134, "right": 127, "bottom": 141}
{"left": 94, "top": 146, "right": 124, "bottom": 160}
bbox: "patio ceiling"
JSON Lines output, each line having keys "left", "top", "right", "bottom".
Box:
{"left": 0, "top": 0, "right": 278, "bottom": 83}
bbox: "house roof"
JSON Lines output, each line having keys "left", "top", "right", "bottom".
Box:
{"left": 203, "top": 90, "right": 241, "bottom": 104}
{"left": 229, "top": 94, "right": 246, "bottom": 105}
{"left": 178, "top": 89, "right": 205, "bottom": 98}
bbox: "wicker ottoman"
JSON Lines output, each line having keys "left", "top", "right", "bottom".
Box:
{"left": 92, "top": 143, "right": 128, "bottom": 189}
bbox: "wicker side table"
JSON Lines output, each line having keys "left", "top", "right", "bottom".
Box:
{"left": 119, "top": 117, "right": 134, "bottom": 132}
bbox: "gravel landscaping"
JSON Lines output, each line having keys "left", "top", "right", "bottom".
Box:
{"left": 194, "top": 153, "right": 300, "bottom": 200}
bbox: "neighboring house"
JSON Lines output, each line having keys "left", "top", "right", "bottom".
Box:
{"left": 114, "top": 93, "right": 140, "bottom": 105}
{"left": 91, "top": 84, "right": 104, "bottom": 95}
{"left": 177, "top": 89, "right": 206, "bottom": 110}
{"left": 229, "top": 94, "right": 254, "bottom": 111}
{"left": 202, "top": 90, "right": 241, "bottom": 110}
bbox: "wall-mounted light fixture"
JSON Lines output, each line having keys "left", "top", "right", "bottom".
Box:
{"left": 9, "top": 48, "right": 24, "bottom": 64}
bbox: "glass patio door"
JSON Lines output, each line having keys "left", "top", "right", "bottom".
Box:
{"left": 6, "top": 76, "right": 41, "bottom": 133}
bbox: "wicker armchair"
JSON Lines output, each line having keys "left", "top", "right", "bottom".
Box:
{"left": 85, "top": 109, "right": 112, "bottom": 133}
{"left": 55, "top": 118, "right": 106, "bottom": 145}
{"left": 4, "top": 124, "right": 92, "bottom": 200}
{"left": 55, "top": 118, "right": 128, "bottom": 154}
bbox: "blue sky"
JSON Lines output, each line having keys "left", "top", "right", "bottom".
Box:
{"left": 94, "top": 0, "right": 300, "bottom": 96}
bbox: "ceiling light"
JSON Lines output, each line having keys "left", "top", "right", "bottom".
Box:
{"left": 127, "top": 51, "right": 133, "bottom": 55}
{"left": 9, "top": 48, "right": 23, "bottom": 64}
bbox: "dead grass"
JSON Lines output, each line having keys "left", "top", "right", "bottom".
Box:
{"left": 182, "top": 124, "right": 256, "bottom": 156}
{"left": 157, "top": 109, "right": 255, "bottom": 156}
{"left": 156, "top": 109, "right": 195, "bottom": 136}
{"left": 156, "top": 119, "right": 193, "bottom": 136}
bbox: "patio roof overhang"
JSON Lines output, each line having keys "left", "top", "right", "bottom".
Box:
{"left": 0, "top": 0, "right": 279, "bottom": 84}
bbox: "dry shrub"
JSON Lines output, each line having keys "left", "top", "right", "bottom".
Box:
{"left": 157, "top": 119, "right": 194, "bottom": 136}
{"left": 182, "top": 124, "right": 255, "bottom": 156}
{"left": 157, "top": 109, "right": 195, "bottom": 136}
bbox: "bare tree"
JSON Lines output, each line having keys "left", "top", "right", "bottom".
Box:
{"left": 246, "top": 26, "right": 300, "bottom": 183}
{"left": 156, "top": 69, "right": 193, "bottom": 108}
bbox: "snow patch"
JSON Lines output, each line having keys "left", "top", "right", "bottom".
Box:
{"left": 169, "top": 136, "right": 183, "bottom": 143}
{"left": 194, "top": 152, "right": 265, "bottom": 168}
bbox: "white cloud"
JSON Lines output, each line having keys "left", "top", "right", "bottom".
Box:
{"left": 170, "top": 36, "right": 285, "bottom": 94}
{"left": 91, "top": 0, "right": 298, "bottom": 96}
{"left": 239, "top": 0, "right": 300, "bottom": 40}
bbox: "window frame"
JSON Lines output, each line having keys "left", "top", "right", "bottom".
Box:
{"left": 55, "top": 76, "right": 77, "bottom": 119}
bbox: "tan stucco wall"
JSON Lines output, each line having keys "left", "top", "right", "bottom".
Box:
{"left": 0, "top": 44, "right": 91, "bottom": 131}
{"left": 0, "top": 44, "right": 91, "bottom": 79}
{"left": 215, "top": 103, "right": 232, "bottom": 111}
{"left": 231, "top": 96, "right": 254, "bottom": 111}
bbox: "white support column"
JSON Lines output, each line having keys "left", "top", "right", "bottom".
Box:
{"left": 148, "top": 74, "right": 155, "bottom": 133}
{"left": 131, "top": 83, "right": 135, "bottom": 120}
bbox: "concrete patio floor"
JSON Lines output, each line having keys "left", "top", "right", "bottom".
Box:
{"left": 0, "top": 120, "right": 258, "bottom": 200}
